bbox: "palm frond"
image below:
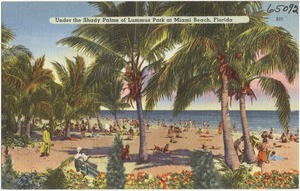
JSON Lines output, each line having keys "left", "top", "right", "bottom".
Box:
{"left": 232, "top": 26, "right": 299, "bottom": 83}
{"left": 173, "top": 73, "right": 215, "bottom": 115}
{"left": 258, "top": 77, "right": 291, "bottom": 130}
{"left": 57, "top": 36, "right": 123, "bottom": 59}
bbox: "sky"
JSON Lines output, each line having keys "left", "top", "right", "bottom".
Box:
{"left": 1, "top": 0, "right": 299, "bottom": 111}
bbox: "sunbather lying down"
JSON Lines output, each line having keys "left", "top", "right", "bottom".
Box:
{"left": 273, "top": 143, "right": 290, "bottom": 148}
{"left": 201, "top": 144, "right": 221, "bottom": 150}
{"left": 268, "top": 151, "right": 288, "bottom": 161}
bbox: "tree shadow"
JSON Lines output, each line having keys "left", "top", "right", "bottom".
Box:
{"left": 132, "top": 149, "right": 193, "bottom": 171}
{"left": 57, "top": 146, "right": 112, "bottom": 156}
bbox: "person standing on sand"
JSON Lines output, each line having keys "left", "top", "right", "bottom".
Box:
{"left": 232, "top": 122, "right": 237, "bottom": 133}
{"left": 218, "top": 122, "right": 223, "bottom": 134}
{"left": 257, "top": 138, "right": 269, "bottom": 173}
{"left": 80, "top": 119, "right": 86, "bottom": 139}
{"left": 40, "top": 126, "right": 51, "bottom": 157}
{"left": 234, "top": 136, "right": 244, "bottom": 156}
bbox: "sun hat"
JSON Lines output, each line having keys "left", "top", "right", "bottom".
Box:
{"left": 77, "top": 147, "right": 82, "bottom": 153}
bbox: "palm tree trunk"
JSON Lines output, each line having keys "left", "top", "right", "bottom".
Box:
{"left": 239, "top": 95, "right": 257, "bottom": 163}
{"left": 16, "top": 116, "right": 22, "bottom": 136}
{"left": 86, "top": 116, "right": 91, "bottom": 132}
{"left": 65, "top": 119, "right": 71, "bottom": 138}
{"left": 96, "top": 112, "right": 104, "bottom": 131}
{"left": 114, "top": 112, "right": 120, "bottom": 128}
{"left": 136, "top": 94, "right": 148, "bottom": 163}
{"left": 221, "top": 74, "right": 240, "bottom": 170}
{"left": 25, "top": 116, "right": 31, "bottom": 138}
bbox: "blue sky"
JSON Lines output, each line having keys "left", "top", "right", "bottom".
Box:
{"left": 1, "top": 1, "right": 299, "bottom": 110}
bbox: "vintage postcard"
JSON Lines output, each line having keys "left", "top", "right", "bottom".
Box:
{"left": 1, "top": 0, "right": 299, "bottom": 189}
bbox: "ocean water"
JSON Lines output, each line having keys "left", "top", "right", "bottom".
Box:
{"left": 99, "top": 110, "right": 299, "bottom": 134}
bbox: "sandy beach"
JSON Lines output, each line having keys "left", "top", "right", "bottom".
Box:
{"left": 3, "top": 118, "right": 298, "bottom": 176}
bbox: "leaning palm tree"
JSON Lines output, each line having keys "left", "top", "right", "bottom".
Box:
{"left": 51, "top": 56, "right": 93, "bottom": 138}
{"left": 57, "top": 2, "right": 169, "bottom": 162}
{"left": 146, "top": 1, "right": 298, "bottom": 170}
{"left": 228, "top": 26, "right": 299, "bottom": 163}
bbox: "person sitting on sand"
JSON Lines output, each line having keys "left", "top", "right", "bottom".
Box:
{"left": 127, "top": 127, "right": 134, "bottom": 140}
{"left": 268, "top": 131, "right": 274, "bottom": 139}
{"left": 195, "top": 128, "right": 203, "bottom": 134}
{"left": 257, "top": 138, "right": 269, "bottom": 173}
{"left": 280, "top": 133, "right": 288, "bottom": 143}
{"left": 163, "top": 143, "right": 170, "bottom": 153}
{"left": 170, "top": 138, "right": 177, "bottom": 143}
{"left": 121, "top": 144, "right": 132, "bottom": 160}
{"left": 167, "top": 125, "right": 174, "bottom": 138}
{"left": 261, "top": 130, "right": 274, "bottom": 139}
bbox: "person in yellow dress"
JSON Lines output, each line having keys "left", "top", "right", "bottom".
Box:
{"left": 40, "top": 126, "right": 51, "bottom": 157}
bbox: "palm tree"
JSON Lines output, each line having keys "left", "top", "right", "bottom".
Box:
{"left": 57, "top": 2, "right": 168, "bottom": 162}
{"left": 3, "top": 55, "right": 54, "bottom": 137}
{"left": 146, "top": 1, "right": 262, "bottom": 170}
{"left": 101, "top": 80, "right": 130, "bottom": 128}
{"left": 146, "top": 1, "right": 298, "bottom": 170}
{"left": 51, "top": 56, "right": 95, "bottom": 138}
{"left": 228, "top": 26, "right": 299, "bottom": 163}
{"left": 2, "top": 24, "right": 33, "bottom": 135}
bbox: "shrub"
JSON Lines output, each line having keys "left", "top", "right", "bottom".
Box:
{"left": 1, "top": 148, "right": 17, "bottom": 189}
{"left": 106, "top": 135, "right": 126, "bottom": 189}
{"left": 190, "top": 150, "right": 220, "bottom": 189}
{"left": 16, "top": 172, "right": 47, "bottom": 189}
{"left": 44, "top": 157, "right": 74, "bottom": 189}
{"left": 2, "top": 134, "right": 35, "bottom": 148}
{"left": 220, "top": 162, "right": 253, "bottom": 189}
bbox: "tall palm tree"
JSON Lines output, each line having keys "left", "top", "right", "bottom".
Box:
{"left": 51, "top": 56, "right": 95, "bottom": 138}
{"left": 57, "top": 2, "right": 169, "bottom": 162}
{"left": 146, "top": 1, "right": 298, "bottom": 170}
{"left": 146, "top": 1, "right": 262, "bottom": 170}
{"left": 228, "top": 26, "right": 299, "bottom": 163}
